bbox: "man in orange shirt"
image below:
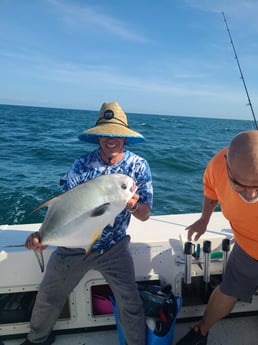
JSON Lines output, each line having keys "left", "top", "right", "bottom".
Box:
{"left": 177, "top": 130, "right": 258, "bottom": 345}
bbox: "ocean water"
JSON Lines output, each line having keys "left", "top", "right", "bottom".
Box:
{"left": 0, "top": 104, "right": 254, "bottom": 225}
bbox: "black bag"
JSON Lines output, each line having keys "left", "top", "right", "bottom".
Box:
{"left": 138, "top": 284, "right": 178, "bottom": 336}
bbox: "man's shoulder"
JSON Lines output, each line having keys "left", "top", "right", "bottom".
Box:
{"left": 217, "top": 147, "right": 227, "bottom": 156}
{"left": 125, "top": 149, "right": 147, "bottom": 162}
{"left": 206, "top": 147, "right": 227, "bottom": 180}
{"left": 211, "top": 147, "right": 227, "bottom": 164}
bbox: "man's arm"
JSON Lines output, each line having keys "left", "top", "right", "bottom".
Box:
{"left": 186, "top": 196, "right": 218, "bottom": 241}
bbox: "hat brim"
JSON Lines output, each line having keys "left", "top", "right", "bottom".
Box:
{"left": 78, "top": 124, "right": 145, "bottom": 145}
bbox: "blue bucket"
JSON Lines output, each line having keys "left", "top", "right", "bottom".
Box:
{"left": 110, "top": 288, "right": 182, "bottom": 345}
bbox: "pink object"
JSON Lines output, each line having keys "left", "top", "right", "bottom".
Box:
{"left": 92, "top": 294, "right": 113, "bottom": 315}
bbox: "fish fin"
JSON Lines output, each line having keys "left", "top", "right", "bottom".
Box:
{"left": 30, "top": 196, "right": 60, "bottom": 214}
{"left": 84, "top": 229, "right": 102, "bottom": 257}
{"left": 90, "top": 202, "right": 111, "bottom": 217}
{"left": 31, "top": 186, "right": 78, "bottom": 215}
{"left": 33, "top": 250, "right": 45, "bottom": 273}
{"left": 92, "top": 229, "right": 102, "bottom": 244}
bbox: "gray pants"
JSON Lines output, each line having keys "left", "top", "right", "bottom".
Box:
{"left": 28, "top": 236, "right": 145, "bottom": 345}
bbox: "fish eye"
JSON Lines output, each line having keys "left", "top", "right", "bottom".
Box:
{"left": 121, "top": 183, "right": 127, "bottom": 190}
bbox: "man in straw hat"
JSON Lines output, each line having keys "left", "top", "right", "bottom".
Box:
{"left": 20, "top": 102, "right": 153, "bottom": 345}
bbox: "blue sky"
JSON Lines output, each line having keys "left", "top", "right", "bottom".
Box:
{"left": 1, "top": 0, "right": 258, "bottom": 119}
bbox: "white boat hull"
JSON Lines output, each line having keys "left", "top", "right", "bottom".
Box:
{"left": 1, "top": 212, "right": 258, "bottom": 344}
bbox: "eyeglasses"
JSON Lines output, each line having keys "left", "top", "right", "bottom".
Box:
{"left": 226, "top": 161, "right": 258, "bottom": 192}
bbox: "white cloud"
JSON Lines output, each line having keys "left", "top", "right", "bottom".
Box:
{"left": 48, "top": 0, "right": 148, "bottom": 42}
{"left": 182, "top": 0, "right": 258, "bottom": 29}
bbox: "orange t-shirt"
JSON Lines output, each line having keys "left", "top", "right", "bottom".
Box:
{"left": 204, "top": 147, "right": 258, "bottom": 260}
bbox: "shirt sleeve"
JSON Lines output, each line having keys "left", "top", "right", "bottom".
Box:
{"left": 203, "top": 148, "right": 227, "bottom": 200}
{"left": 135, "top": 159, "right": 153, "bottom": 208}
{"left": 62, "top": 158, "right": 84, "bottom": 191}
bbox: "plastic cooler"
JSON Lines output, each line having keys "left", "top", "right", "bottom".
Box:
{"left": 110, "top": 290, "right": 182, "bottom": 345}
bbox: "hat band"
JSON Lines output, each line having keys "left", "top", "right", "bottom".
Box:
{"left": 96, "top": 116, "right": 128, "bottom": 128}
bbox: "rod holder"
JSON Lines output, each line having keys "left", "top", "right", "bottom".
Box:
{"left": 203, "top": 240, "right": 211, "bottom": 283}
{"left": 184, "top": 242, "right": 194, "bottom": 284}
{"left": 222, "top": 238, "right": 230, "bottom": 276}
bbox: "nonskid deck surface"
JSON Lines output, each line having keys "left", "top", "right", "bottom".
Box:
{"left": 2, "top": 315, "right": 258, "bottom": 345}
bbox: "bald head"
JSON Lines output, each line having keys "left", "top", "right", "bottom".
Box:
{"left": 228, "top": 130, "right": 258, "bottom": 183}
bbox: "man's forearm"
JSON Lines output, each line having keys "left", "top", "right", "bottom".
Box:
{"left": 200, "top": 196, "right": 218, "bottom": 225}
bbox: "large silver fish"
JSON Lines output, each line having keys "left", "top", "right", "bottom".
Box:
{"left": 33, "top": 174, "right": 136, "bottom": 271}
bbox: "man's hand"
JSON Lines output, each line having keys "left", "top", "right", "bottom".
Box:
{"left": 25, "top": 232, "right": 48, "bottom": 251}
{"left": 185, "top": 218, "right": 208, "bottom": 241}
{"left": 126, "top": 193, "right": 140, "bottom": 212}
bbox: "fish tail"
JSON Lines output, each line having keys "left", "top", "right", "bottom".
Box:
{"left": 5, "top": 244, "right": 45, "bottom": 272}
{"left": 33, "top": 250, "right": 45, "bottom": 273}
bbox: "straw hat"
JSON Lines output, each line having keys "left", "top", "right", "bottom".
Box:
{"left": 79, "top": 102, "right": 145, "bottom": 145}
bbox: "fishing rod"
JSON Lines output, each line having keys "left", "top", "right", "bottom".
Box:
{"left": 221, "top": 11, "right": 258, "bottom": 129}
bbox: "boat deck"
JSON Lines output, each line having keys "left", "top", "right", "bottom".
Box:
{"left": 2, "top": 314, "right": 258, "bottom": 345}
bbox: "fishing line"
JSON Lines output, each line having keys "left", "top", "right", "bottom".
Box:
{"left": 221, "top": 12, "right": 258, "bottom": 129}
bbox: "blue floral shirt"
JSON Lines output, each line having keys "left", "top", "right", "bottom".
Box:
{"left": 62, "top": 148, "right": 153, "bottom": 251}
